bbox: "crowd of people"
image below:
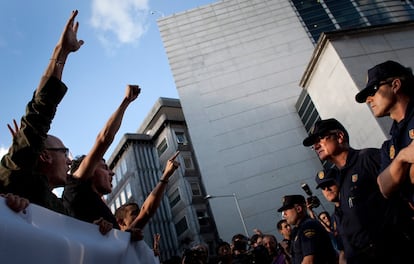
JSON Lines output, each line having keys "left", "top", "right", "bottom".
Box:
{"left": 0, "top": 9, "right": 179, "bottom": 260}
{"left": 2, "top": 9, "right": 414, "bottom": 264}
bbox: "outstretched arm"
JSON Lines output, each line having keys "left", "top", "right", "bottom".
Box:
{"left": 0, "top": 11, "right": 83, "bottom": 188}
{"left": 129, "top": 151, "right": 180, "bottom": 229}
{"left": 72, "top": 85, "right": 140, "bottom": 180}
{"left": 37, "top": 10, "right": 84, "bottom": 93}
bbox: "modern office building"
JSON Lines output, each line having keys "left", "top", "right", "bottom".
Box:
{"left": 157, "top": 0, "right": 414, "bottom": 241}
{"left": 106, "top": 98, "right": 219, "bottom": 261}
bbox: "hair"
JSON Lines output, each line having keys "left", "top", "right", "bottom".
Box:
{"left": 232, "top": 233, "right": 248, "bottom": 252}
{"left": 262, "top": 234, "right": 277, "bottom": 243}
{"left": 276, "top": 219, "right": 288, "bottom": 231}
{"left": 70, "top": 154, "right": 107, "bottom": 178}
{"left": 250, "top": 233, "right": 262, "bottom": 244}
{"left": 114, "top": 202, "right": 140, "bottom": 220}
{"left": 395, "top": 67, "right": 414, "bottom": 98}
{"left": 189, "top": 242, "right": 209, "bottom": 263}
{"left": 70, "top": 155, "right": 87, "bottom": 174}
{"left": 318, "top": 211, "right": 331, "bottom": 221}
{"left": 341, "top": 130, "right": 350, "bottom": 144}
{"left": 216, "top": 240, "right": 230, "bottom": 255}
{"left": 231, "top": 233, "right": 248, "bottom": 242}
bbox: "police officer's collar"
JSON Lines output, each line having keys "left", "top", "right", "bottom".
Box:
{"left": 336, "top": 148, "right": 358, "bottom": 171}
{"left": 389, "top": 99, "right": 414, "bottom": 137}
{"left": 331, "top": 148, "right": 358, "bottom": 186}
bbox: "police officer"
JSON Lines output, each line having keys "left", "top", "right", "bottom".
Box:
{"left": 355, "top": 60, "right": 414, "bottom": 213}
{"left": 314, "top": 169, "right": 346, "bottom": 264}
{"left": 355, "top": 60, "right": 414, "bottom": 262}
{"left": 277, "top": 195, "right": 336, "bottom": 264}
{"left": 303, "top": 118, "right": 404, "bottom": 263}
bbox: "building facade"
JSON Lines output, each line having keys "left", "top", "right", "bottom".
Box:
{"left": 158, "top": 0, "right": 414, "bottom": 242}
{"left": 106, "top": 98, "right": 219, "bottom": 261}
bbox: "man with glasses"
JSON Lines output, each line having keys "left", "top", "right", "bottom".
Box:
{"left": 355, "top": 60, "right": 414, "bottom": 209}
{"left": 303, "top": 118, "right": 399, "bottom": 263}
{"left": 0, "top": 10, "right": 83, "bottom": 215}
{"left": 355, "top": 60, "right": 414, "bottom": 257}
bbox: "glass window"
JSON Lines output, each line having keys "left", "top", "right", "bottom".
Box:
{"left": 126, "top": 183, "right": 132, "bottom": 199}
{"left": 113, "top": 166, "right": 121, "bottom": 189}
{"left": 325, "top": 0, "right": 365, "bottom": 29}
{"left": 290, "top": 0, "right": 336, "bottom": 42}
{"left": 169, "top": 188, "right": 181, "bottom": 208}
{"left": 175, "top": 132, "right": 186, "bottom": 144}
{"left": 120, "top": 159, "right": 127, "bottom": 175}
{"left": 157, "top": 138, "right": 168, "bottom": 156}
{"left": 120, "top": 190, "right": 126, "bottom": 205}
{"left": 190, "top": 182, "right": 201, "bottom": 196}
{"left": 296, "top": 91, "right": 320, "bottom": 135}
{"left": 183, "top": 156, "right": 194, "bottom": 169}
{"left": 197, "top": 211, "right": 209, "bottom": 226}
{"left": 175, "top": 217, "right": 188, "bottom": 236}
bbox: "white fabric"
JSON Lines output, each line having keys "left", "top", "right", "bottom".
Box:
{"left": 0, "top": 197, "right": 160, "bottom": 264}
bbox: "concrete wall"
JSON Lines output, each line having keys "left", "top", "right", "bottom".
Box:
{"left": 302, "top": 23, "right": 414, "bottom": 149}
{"left": 159, "top": 0, "right": 325, "bottom": 241}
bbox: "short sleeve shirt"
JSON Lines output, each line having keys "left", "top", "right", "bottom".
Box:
{"left": 380, "top": 101, "right": 414, "bottom": 206}
{"left": 291, "top": 216, "right": 336, "bottom": 264}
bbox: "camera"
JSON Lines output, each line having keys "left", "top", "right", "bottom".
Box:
{"left": 301, "top": 183, "right": 321, "bottom": 209}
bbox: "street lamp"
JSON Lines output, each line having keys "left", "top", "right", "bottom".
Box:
{"left": 204, "top": 193, "right": 249, "bottom": 237}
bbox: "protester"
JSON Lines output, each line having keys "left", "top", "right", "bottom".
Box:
{"left": 262, "top": 234, "right": 288, "bottom": 264}
{"left": 277, "top": 195, "right": 337, "bottom": 264}
{"left": 276, "top": 219, "right": 292, "bottom": 263}
{"left": 181, "top": 242, "right": 209, "bottom": 264}
{"left": 313, "top": 169, "right": 345, "bottom": 264}
{"left": 62, "top": 84, "right": 140, "bottom": 230}
{"left": 214, "top": 241, "right": 232, "bottom": 264}
{"left": 230, "top": 233, "right": 251, "bottom": 264}
{"left": 0, "top": 10, "right": 83, "bottom": 215}
{"left": 127, "top": 151, "right": 180, "bottom": 229}
{"left": 249, "top": 233, "right": 263, "bottom": 250}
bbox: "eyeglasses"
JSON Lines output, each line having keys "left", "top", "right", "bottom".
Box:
{"left": 46, "top": 147, "right": 70, "bottom": 158}
{"left": 368, "top": 80, "right": 393, "bottom": 97}
{"left": 320, "top": 185, "right": 333, "bottom": 191}
{"left": 317, "top": 132, "right": 336, "bottom": 141}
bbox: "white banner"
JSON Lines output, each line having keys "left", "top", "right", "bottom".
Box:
{"left": 0, "top": 197, "right": 160, "bottom": 264}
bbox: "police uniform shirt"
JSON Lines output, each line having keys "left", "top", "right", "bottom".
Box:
{"left": 333, "top": 148, "right": 397, "bottom": 260}
{"left": 380, "top": 100, "right": 414, "bottom": 207}
{"left": 291, "top": 216, "right": 336, "bottom": 264}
